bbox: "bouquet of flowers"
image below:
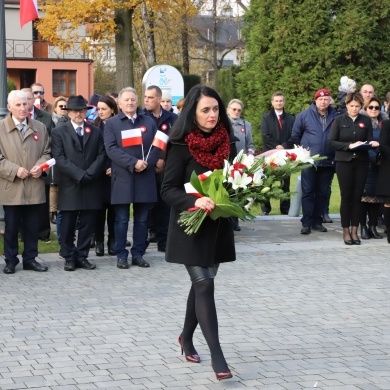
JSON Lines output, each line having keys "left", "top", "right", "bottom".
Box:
{"left": 178, "top": 146, "right": 323, "bottom": 235}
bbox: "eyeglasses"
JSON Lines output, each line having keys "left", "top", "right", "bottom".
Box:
{"left": 58, "top": 105, "right": 66, "bottom": 109}
{"left": 230, "top": 108, "right": 242, "bottom": 112}
{"left": 33, "top": 91, "right": 44, "bottom": 95}
{"left": 368, "top": 105, "right": 380, "bottom": 110}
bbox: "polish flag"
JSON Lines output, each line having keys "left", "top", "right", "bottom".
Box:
{"left": 152, "top": 130, "right": 169, "bottom": 151}
{"left": 184, "top": 182, "right": 202, "bottom": 198}
{"left": 121, "top": 128, "right": 142, "bottom": 147}
{"left": 40, "top": 158, "right": 56, "bottom": 172}
{"left": 34, "top": 98, "right": 41, "bottom": 110}
{"left": 20, "top": 0, "right": 39, "bottom": 28}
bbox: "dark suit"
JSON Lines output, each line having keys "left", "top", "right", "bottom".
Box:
{"left": 261, "top": 110, "right": 295, "bottom": 214}
{"left": 104, "top": 112, "right": 161, "bottom": 260}
{"left": 143, "top": 107, "right": 178, "bottom": 249}
{"left": 51, "top": 120, "right": 106, "bottom": 262}
{"left": 33, "top": 107, "right": 56, "bottom": 241}
{"left": 328, "top": 113, "right": 373, "bottom": 227}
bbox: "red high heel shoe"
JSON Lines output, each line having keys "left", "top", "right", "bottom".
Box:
{"left": 178, "top": 335, "right": 200, "bottom": 363}
{"left": 212, "top": 362, "right": 233, "bottom": 381}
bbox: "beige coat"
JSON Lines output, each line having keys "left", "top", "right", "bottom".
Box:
{"left": 0, "top": 115, "right": 51, "bottom": 205}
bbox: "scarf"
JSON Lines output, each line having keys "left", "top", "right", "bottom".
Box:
{"left": 185, "top": 122, "right": 230, "bottom": 170}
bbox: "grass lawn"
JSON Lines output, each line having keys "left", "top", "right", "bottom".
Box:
{"left": 251, "top": 172, "right": 341, "bottom": 216}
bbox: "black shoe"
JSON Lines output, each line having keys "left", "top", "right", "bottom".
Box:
{"left": 3, "top": 262, "right": 17, "bottom": 274}
{"left": 263, "top": 212, "right": 269, "bottom": 216}
{"left": 352, "top": 239, "right": 361, "bottom": 245}
{"left": 117, "top": 258, "right": 129, "bottom": 269}
{"left": 126, "top": 240, "right": 131, "bottom": 247}
{"left": 233, "top": 225, "right": 241, "bottom": 231}
{"left": 75, "top": 259, "right": 96, "bottom": 270}
{"left": 157, "top": 245, "right": 166, "bottom": 252}
{"left": 312, "top": 224, "right": 327, "bottom": 232}
{"left": 344, "top": 239, "right": 354, "bottom": 245}
{"left": 322, "top": 214, "right": 333, "bottom": 223}
{"left": 300, "top": 226, "right": 311, "bottom": 234}
{"left": 361, "top": 225, "right": 370, "bottom": 239}
{"left": 132, "top": 257, "right": 150, "bottom": 267}
{"left": 95, "top": 242, "right": 104, "bottom": 256}
{"left": 147, "top": 232, "right": 157, "bottom": 243}
{"left": 64, "top": 259, "right": 75, "bottom": 271}
{"left": 108, "top": 246, "right": 116, "bottom": 256}
{"left": 23, "top": 260, "right": 48, "bottom": 272}
{"left": 368, "top": 226, "right": 383, "bottom": 239}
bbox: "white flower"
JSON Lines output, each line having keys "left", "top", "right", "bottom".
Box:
{"left": 228, "top": 170, "right": 253, "bottom": 190}
{"left": 222, "top": 159, "right": 231, "bottom": 181}
{"left": 264, "top": 154, "right": 287, "bottom": 166}
{"left": 252, "top": 169, "right": 265, "bottom": 186}
{"left": 288, "top": 145, "right": 314, "bottom": 164}
{"left": 241, "top": 153, "right": 255, "bottom": 168}
{"left": 233, "top": 149, "right": 245, "bottom": 164}
{"left": 244, "top": 197, "right": 254, "bottom": 211}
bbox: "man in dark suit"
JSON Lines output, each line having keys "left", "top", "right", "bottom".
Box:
{"left": 104, "top": 87, "right": 161, "bottom": 269}
{"left": 22, "top": 88, "right": 55, "bottom": 242}
{"left": 143, "top": 85, "right": 178, "bottom": 252}
{"left": 261, "top": 92, "right": 295, "bottom": 215}
{"left": 51, "top": 95, "right": 106, "bottom": 271}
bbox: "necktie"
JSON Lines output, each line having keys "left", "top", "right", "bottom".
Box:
{"left": 18, "top": 123, "right": 26, "bottom": 136}
{"left": 28, "top": 113, "right": 32, "bottom": 118}
{"left": 278, "top": 114, "right": 283, "bottom": 129}
{"left": 76, "top": 126, "right": 83, "bottom": 136}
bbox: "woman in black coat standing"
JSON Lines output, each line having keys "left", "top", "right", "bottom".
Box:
{"left": 161, "top": 85, "right": 236, "bottom": 381}
{"left": 377, "top": 119, "right": 390, "bottom": 243}
{"left": 328, "top": 92, "right": 379, "bottom": 245}
{"left": 93, "top": 96, "right": 118, "bottom": 256}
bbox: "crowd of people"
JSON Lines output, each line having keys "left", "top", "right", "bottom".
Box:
{"left": 1, "top": 78, "right": 390, "bottom": 380}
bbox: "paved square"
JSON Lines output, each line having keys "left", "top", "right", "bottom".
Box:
{"left": 0, "top": 217, "right": 389, "bottom": 389}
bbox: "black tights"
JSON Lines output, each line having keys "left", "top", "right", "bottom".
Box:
{"left": 181, "top": 279, "right": 228, "bottom": 372}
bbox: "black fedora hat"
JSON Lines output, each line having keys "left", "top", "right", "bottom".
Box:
{"left": 64, "top": 95, "right": 93, "bottom": 110}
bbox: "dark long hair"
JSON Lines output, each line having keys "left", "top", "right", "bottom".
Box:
{"left": 169, "top": 85, "right": 232, "bottom": 141}
{"left": 94, "top": 95, "right": 118, "bottom": 127}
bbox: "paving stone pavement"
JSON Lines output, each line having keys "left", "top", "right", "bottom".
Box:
{"left": 0, "top": 215, "right": 390, "bottom": 390}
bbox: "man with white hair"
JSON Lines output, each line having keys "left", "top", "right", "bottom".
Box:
{"left": 0, "top": 90, "right": 51, "bottom": 274}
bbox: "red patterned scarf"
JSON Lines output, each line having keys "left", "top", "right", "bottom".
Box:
{"left": 185, "top": 122, "right": 230, "bottom": 170}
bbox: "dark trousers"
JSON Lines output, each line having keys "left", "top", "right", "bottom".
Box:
{"left": 148, "top": 176, "right": 170, "bottom": 246}
{"left": 38, "top": 184, "right": 51, "bottom": 240}
{"left": 262, "top": 176, "right": 291, "bottom": 214}
{"left": 60, "top": 210, "right": 97, "bottom": 261}
{"left": 115, "top": 203, "right": 151, "bottom": 260}
{"left": 336, "top": 160, "right": 369, "bottom": 228}
{"left": 95, "top": 203, "right": 115, "bottom": 243}
{"left": 301, "top": 166, "right": 334, "bottom": 227}
{"left": 3, "top": 204, "right": 41, "bottom": 265}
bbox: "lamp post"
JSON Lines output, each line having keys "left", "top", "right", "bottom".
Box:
{"left": 0, "top": 0, "right": 8, "bottom": 119}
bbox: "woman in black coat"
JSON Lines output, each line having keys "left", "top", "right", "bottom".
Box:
{"left": 161, "top": 85, "right": 235, "bottom": 381}
{"left": 328, "top": 92, "right": 379, "bottom": 245}
{"left": 93, "top": 96, "right": 118, "bottom": 256}
{"left": 377, "top": 119, "right": 390, "bottom": 243}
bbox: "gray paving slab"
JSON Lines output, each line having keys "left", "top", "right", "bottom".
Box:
{"left": 0, "top": 216, "right": 390, "bottom": 389}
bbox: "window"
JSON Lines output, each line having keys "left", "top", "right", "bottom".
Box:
{"left": 52, "top": 70, "right": 76, "bottom": 96}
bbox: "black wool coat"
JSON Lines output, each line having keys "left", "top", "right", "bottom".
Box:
{"left": 261, "top": 110, "right": 295, "bottom": 151}
{"left": 161, "top": 141, "right": 236, "bottom": 267}
{"left": 377, "top": 120, "right": 390, "bottom": 197}
{"left": 51, "top": 120, "right": 107, "bottom": 210}
{"left": 328, "top": 113, "right": 373, "bottom": 162}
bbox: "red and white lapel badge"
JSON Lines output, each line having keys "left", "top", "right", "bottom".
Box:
{"left": 85, "top": 127, "right": 91, "bottom": 134}
{"left": 33, "top": 134, "right": 39, "bottom": 141}
{"left": 140, "top": 126, "right": 147, "bottom": 133}
{"left": 358, "top": 123, "right": 365, "bottom": 128}
{"left": 161, "top": 124, "right": 168, "bottom": 131}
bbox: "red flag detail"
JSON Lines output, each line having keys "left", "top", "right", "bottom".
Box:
{"left": 20, "top": 0, "right": 39, "bottom": 28}
{"left": 40, "top": 158, "right": 56, "bottom": 172}
{"left": 152, "top": 130, "right": 169, "bottom": 151}
{"left": 121, "top": 128, "right": 143, "bottom": 147}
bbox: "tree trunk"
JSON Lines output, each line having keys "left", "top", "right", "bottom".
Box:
{"left": 181, "top": 12, "right": 190, "bottom": 74}
{"left": 141, "top": 2, "right": 156, "bottom": 67}
{"left": 211, "top": 0, "right": 218, "bottom": 88}
{"left": 115, "top": 7, "right": 134, "bottom": 89}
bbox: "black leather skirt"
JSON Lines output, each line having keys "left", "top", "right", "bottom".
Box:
{"left": 185, "top": 264, "right": 220, "bottom": 284}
